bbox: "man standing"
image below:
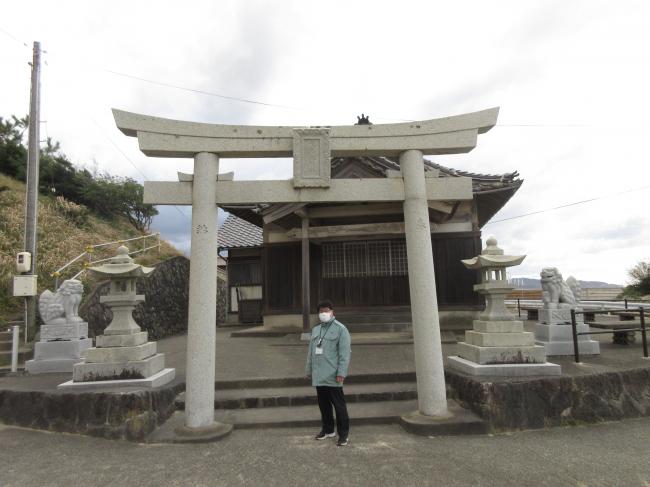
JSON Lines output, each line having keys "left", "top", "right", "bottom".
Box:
{"left": 305, "top": 300, "right": 351, "bottom": 446}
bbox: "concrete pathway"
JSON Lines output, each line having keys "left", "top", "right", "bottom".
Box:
{"left": 1, "top": 417, "right": 649, "bottom": 486}
{"left": 2, "top": 321, "right": 648, "bottom": 392}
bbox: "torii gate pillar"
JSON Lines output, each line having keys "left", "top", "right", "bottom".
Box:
{"left": 401, "top": 149, "right": 448, "bottom": 416}
{"left": 177, "top": 152, "right": 232, "bottom": 438}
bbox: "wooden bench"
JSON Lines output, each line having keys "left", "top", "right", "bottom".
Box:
{"left": 587, "top": 322, "right": 638, "bottom": 345}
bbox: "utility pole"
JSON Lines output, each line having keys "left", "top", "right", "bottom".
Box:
{"left": 24, "top": 41, "right": 41, "bottom": 341}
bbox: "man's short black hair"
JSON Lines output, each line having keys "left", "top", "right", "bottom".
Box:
{"left": 317, "top": 300, "right": 334, "bottom": 311}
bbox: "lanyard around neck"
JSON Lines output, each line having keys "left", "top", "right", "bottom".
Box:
{"left": 317, "top": 320, "right": 334, "bottom": 346}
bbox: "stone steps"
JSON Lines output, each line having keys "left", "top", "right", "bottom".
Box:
{"left": 151, "top": 399, "right": 487, "bottom": 437}
{"left": 175, "top": 381, "right": 419, "bottom": 410}
{"left": 213, "top": 400, "right": 418, "bottom": 429}
{"left": 345, "top": 322, "right": 412, "bottom": 333}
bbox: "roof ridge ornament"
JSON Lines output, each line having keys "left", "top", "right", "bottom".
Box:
{"left": 356, "top": 114, "right": 371, "bottom": 125}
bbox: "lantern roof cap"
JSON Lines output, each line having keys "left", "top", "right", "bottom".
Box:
{"left": 88, "top": 245, "right": 154, "bottom": 277}
{"left": 461, "top": 237, "right": 526, "bottom": 269}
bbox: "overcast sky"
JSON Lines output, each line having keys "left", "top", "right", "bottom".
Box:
{"left": 2, "top": 0, "right": 649, "bottom": 285}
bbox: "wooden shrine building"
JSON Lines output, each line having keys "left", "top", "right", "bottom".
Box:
{"left": 219, "top": 155, "right": 521, "bottom": 331}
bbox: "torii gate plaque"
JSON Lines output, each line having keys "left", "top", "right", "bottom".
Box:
{"left": 113, "top": 107, "right": 499, "bottom": 437}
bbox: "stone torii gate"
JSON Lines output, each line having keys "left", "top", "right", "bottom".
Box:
{"left": 113, "top": 107, "right": 499, "bottom": 437}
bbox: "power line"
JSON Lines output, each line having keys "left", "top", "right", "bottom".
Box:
{"left": 89, "top": 118, "right": 191, "bottom": 222}
{"left": 0, "top": 25, "right": 29, "bottom": 48}
{"left": 486, "top": 184, "right": 650, "bottom": 225}
{"left": 105, "top": 69, "right": 302, "bottom": 111}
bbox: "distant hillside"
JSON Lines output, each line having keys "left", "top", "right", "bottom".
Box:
{"left": 509, "top": 277, "right": 622, "bottom": 289}
{"left": 0, "top": 173, "right": 180, "bottom": 322}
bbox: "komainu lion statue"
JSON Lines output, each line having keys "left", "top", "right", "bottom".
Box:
{"left": 540, "top": 267, "right": 581, "bottom": 309}
{"left": 38, "top": 279, "right": 84, "bottom": 325}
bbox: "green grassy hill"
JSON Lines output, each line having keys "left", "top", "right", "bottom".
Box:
{"left": 0, "top": 173, "right": 180, "bottom": 323}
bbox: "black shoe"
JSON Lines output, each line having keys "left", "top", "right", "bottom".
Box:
{"left": 315, "top": 431, "right": 336, "bottom": 440}
{"left": 337, "top": 437, "right": 348, "bottom": 446}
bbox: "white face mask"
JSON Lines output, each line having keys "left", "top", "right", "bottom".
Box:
{"left": 319, "top": 312, "right": 333, "bottom": 323}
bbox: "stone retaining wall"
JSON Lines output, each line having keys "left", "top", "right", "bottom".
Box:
{"left": 0, "top": 383, "right": 183, "bottom": 441}
{"left": 81, "top": 256, "right": 228, "bottom": 339}
{"left": 446, "top": 368, "right": 650, "bottom": 431}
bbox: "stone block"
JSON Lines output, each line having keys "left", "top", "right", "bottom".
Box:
{"left": 33, "top": 338, "right": 92, "bottom": 360}
{"left": 40, "top": 322, "right": 88, "bottom": 341}
{"left": 472, "top": 320, "right": 524, "bottom": 333}
{"left": 96, "top": 331, "right": 148, "bottom": 348}
{"left": 465, "top": 331, "right": 535, "bottom": 347}
{"left": 84, "top": 341, "right": 156, "bottom": 363}
{"left": 535, "top": 323, "right": 591, "bottom": 342}
{"left": 61, "top": 367, "right": 175, "bottom": 390}
{"left": 26, "top": 357, "right": 83, "bottom": 374}
{"left": 447, "top": 355, "right": 561, "bottom": 376}
{"left": 72, "top": 353, "right": 166, "bottom": 382}
{"left": 537, "top": 339, "right": 600, "bottom": 356}
{"left": 457, "top": 342, "right": 547, "bottom": 364}
{"left": 539, "top": 308, "right": 583, "bottom": 325}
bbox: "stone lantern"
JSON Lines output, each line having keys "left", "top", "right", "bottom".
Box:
{"left": 447, "top": 237, "right": 560, "bottom": 376}
{"left": 59, "top": 246, "right": 175, "bottom": 389}
{"left": 465, "top": 236, "right": 524, "bottom": 322}
{"left": 93, "top": 245, "right": 152, "bottom": 337}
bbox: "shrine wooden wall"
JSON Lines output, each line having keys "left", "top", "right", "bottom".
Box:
{"left": 262, "top": 232, "right": 482, "bottom": 314}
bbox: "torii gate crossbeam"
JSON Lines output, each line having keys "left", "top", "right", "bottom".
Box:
{"left": 113, "top": 107, "right": 499, "bottom": 438}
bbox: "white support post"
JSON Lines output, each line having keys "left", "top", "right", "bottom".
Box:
{"left": 401, "top": 149, "right": 448, "bottom": 417}
{"left": 11, "top": 325, "right": 20, "bottom": 373}
{"left": 185, "top": 152, "right": 219, "bottom": 430}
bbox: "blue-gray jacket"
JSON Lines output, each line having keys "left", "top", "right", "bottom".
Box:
{"left": 305, "top": 318, "right": 351, "bottom": 387}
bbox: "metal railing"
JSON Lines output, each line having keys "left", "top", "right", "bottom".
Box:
{"left": 569, "top": 307, "right": 648, "bottom": 363}
{"left": 51, "top": 233, "right": 161, "bottom": 289}
{"left": 510, "top": 298, "right": 650, "bottom": 317}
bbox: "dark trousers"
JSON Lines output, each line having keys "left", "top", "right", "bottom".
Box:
{"left": 316, "top": 386, "right": 349, "bottom": 438}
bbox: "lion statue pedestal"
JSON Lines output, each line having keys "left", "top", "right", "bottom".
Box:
{"left": 25, "top": 279, "right": 93, "bottom": 374}
{"left": 534, "top": 267, "right": 600, "bottom": 356}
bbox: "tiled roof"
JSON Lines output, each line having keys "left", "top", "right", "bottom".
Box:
{"left": 330, "top": 156, "right": 521, "bottom": 193}
{"left": 218, "top": 214, "right": 263, "bottom": 249}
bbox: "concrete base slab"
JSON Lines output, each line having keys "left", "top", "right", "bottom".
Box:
{"left": 25, "top": 357, "right": 82, "bottom": 374}
{"left": 537, "top": 339, "right": 601, "bottom": 356}
{"left": 174, "top": 422, "right": 233, "bottom": 444}
{"left": 447, "top": 355, "right": 562, "bottom": 376}
{"left": 147, "top": 411, "right": 233, "bottom": 443}
{"left": 399, "top": 400, "right": 488, "bottom": 436}
{"left": 72, "top": 353, "right": 166, "bottom": 382}
{"left": 57, "top": 367, "right": 175, "bottom": 390}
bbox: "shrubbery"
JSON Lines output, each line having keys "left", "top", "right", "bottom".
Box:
{"left": 0, "top": 115, "right": 157, "bottom": 231}
{"left": 619, "top": 261, "right": 650, "bottom": 299}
